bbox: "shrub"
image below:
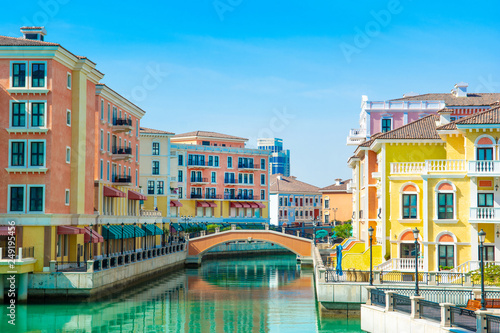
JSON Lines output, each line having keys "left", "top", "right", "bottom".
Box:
{"left": 334, "top": 223, "right": 353, "bottom": 239}
{"left": 470, "top": 264, "right": 500, "bottom": 286}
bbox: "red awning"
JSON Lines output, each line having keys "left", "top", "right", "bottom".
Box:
{"left": 248, "top": 202, "right": 259, "bottom": 208}
{"left": 170, "top": 200, "right": 183, "bottom": 207}
{"left": 57, "top": 226, "right": 85, "bottom": 235}
{"left": 104, "top": 186, "right": 126, "bottom": 198}
{"left": 128, "top": 190, "right": 147, "bottom": 201}
{"left": 0, "top": 226, "right": 15, "bottom": 235}
{"left": 84, "top": 227, "right": 104, "bottom": 243}
{"left": 240, "top": 202, "right": 251, "bottom": 208}
{"left": 207, "top": 202, "right": 217, "bottom": 208}
{"left": 255, "top": 202, "right": 266, "bottom": 208}
{"left": 230, "top": 202, "right": 243, "bottom": 208}
{"left": 197, "top": 201, "right": 210, "bottom": 208}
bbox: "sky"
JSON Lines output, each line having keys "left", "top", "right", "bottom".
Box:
{"left": 1, "top": 0, "right": 499, "bottom": 187}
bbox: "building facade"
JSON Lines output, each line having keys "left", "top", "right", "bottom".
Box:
{"left": 319, "top": 179, "right": 352, "bottom": 224}
{"left": 170, "top": 131, "right": 270, "bottom": 223}
{"left": 269, "top": 174, "right": 321, "bottom": 226}
{"left": 257, "top": 138, "right": 290, "bottom": 176}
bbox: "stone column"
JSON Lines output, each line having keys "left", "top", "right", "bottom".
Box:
{"left": 50, "top": 260, "right": 57, "bottom": 273}
{"left": 473, "top": 289, "right": 482, "bottom": 300}
{"left": 17, "top": 273, "right": 28, "bottom": 303}
{"left": 440, "top": 303, "right": 454, "bottom": 328}
{"left": 201, "top": 230, "right": 205, "bottom": 237}
{"left": 365, "top": 286, "right": 376, "bottom": 305}
{"left": 374, "top": 271, "right": 381, "bottom": 284}
{"left": 296, "top": 231, "right": 300, "bottom": 237}
{"left": 476, "top": 310, "right": 490, "bottom": 333}
{"left": 428, "top": 272, "right": 437, "bottom": 285}
{"left": 231, "top": 224, "right": 236, "bottom": 231}
{"left": 410, "top": 295, "right": 424, "bottom": 319}
{"left": 87, "top": 260, "right": 94, "bottom": 273}
{"left": 385, "top": 291, "right": 395, "bottom": 312}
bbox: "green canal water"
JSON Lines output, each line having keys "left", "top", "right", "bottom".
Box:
{"left": 1, "top": 254, "right": 362, "bottom": 332}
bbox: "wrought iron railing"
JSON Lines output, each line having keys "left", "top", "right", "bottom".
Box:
{"left": 380, "top": 271, "right": 428, "bottom": 284}
{"left": 450, "top": 306, "right": 476, "bottom": 332}
{"left": 113, "top": 118, "right": 132, "bottom": 126}
{"left": 393, "top": 294, "right": 411, "bottom": 314}
{"left": 419, "top": 300, "right": 441, "bottom": 322}
{"left": 371, "top": 289, "right": 386, "bottom": 307}
{"left": 112, "top": 146, "right": 132, "bottom": 155}
{"left": 377, "top": 288, "right": 472, "bottom": 306}
{"left": 486, "top": 314, "right": 500, "bottom": 333}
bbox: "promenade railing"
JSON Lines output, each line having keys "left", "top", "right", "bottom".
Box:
{"left": 450, "top": 306, "right": 477, "bottom": 332}
{"left": 418, "top": 300, "right": 441, "bottom": 323}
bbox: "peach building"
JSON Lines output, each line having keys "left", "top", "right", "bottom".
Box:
{"left": 319, "top": 179, "right": 353, "bottom": 224}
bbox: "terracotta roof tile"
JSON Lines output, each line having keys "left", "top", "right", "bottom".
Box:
{"left": 140, "top": 127, "right": 175, "bottom": 135}
{"left": 172, "top": 130, "right": 247, "bottom": 141}
{"left": 0, "top": 35, "right": 58, "bottom": 46}
{"left": 437, "top": 105, "right": 500, "bottom": 130}
{"left": 376, "top": 115, "right": 441, "bottom": 140}
{"left": 320, "top": 179, "right": 351, "bottom": 192}
{"left": 391, "top": 93, "right": 500, "bottom": 107}
{"left": 270, "top": 174, "right": 319, "bottom": 193}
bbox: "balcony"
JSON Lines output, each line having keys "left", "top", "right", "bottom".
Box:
{"left": 346, "top": 128, "right": 367, "bottom": 146}
{"left": 238, "top": 163, "right": 256, "bottom": 170}
{"left": 376, "top": 258, "right": 424, "bottom": 272}
{"left": 113, "top": 175, "right": 132, "bottom": 185}
{"left": 469, "top": 207, "right": 500, "bottom": 223}
{"left": 112, "top": 118, "right": 133, "bottom": 133}
{"left": 190, "top": 177, "right": 209, "bottom": 184}
{"left": 112, "top": 146, "right": 133, "bottom": 161}
{"left": 188, "top": 161, "right": 219, "bottom": 169}
{"left": 189, "top": 193, "right": 222, "bottom": 199}
{"left": 390, "top": 160, "right": 466, "bottom": 175}
{"left": 225, "top": 194, "right": 259, "bottom": 200}
{"left": 224, "top": 178, "right": 238, "bottom": 185}
{"left": 468, "top": 160, "right": 500, "bottom": 177}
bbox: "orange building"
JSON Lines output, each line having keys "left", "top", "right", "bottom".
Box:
{"left": 319, "top": 179, "right": 353, "bottom": 224}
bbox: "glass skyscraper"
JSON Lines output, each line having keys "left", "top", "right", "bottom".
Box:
{"left": 257, "top": 138, "right": 290, "bottom": 176}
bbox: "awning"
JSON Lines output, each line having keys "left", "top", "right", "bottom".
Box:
{"left": 128, "top": 190, "right": 147, "bottom": 201}
{"left": 57, "top": 226, "right": 85, "bottom": 235}
{"left": 142, "top": 224, "right": 164, "bottom": 236}
{"left": 102, "top": 225, "right": 126, "bottom": 239}
{"left": 197, "top": 201, "right": 210, "bottom": 208}
{"left": 84, "top": 228, "right": 104, "bottom": 243}
{"left": 104, "top": 186, "right": 126, "bottom": 198}
{"left": 207, "top": 202, "right": 217, "bottom": 208}
{"left": 248, "top": 202, "right": 259, "bottom": 209}
{"left": 230, "top": 202, "right": 243, "bottom": 208}
{"left": 240, "top": 202, "right": 251, "bottom": 208}
{"left": 170, "top": 200, "right": 183, "bottom": 207}
{"left": 255, "top": 202, "right": 266, "bottom": 208}
{"left": 124, "top": 225, "right": 146, "bottom": 237}
{"left": 0, "top": 226, "right": 15, "bottom": 235}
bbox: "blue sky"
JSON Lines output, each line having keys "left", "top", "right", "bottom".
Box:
{"left": 1, "top": 1, "right": 499, "bottom": 187}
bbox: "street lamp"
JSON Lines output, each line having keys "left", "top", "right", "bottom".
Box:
{"left": 154, "top": 222, "right": 157, "bottom": 248}
{"left": 312, "top": 219, "right": 317, "bottom": 244}
{"left": 107, "top": 223, "right": 110, "bottom": 257}
{"left": 121, "top": 222, "right": 124, "bottom": 255}
{"left": 144, "top": 222, "right": 147, "bottom": 250}
{"left": 412, "top": 227, "right": 420, "bottom": 296}
{"left": 89, "top": 223, "right": 93, "bottom": 260}
{"left": 479, "top": 229, "right": 487, "bottom": 310}
{"left": 333, "top": 208, "right": 338, "bottom": 226}
{"left": 368, "top": 226, "right": 374, "bottom": 286}
{"left": 133, "top": 222, "right": 137, "bottom": 253}
{"left": 162, "top": 220, "right": 165, "bottom": 247}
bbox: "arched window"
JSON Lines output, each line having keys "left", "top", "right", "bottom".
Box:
{"left": 400, "top": 182, "right": 419, "bottom": 220}
{"left": 398, "top": 230, "right": 421, "bottom": 259}
{"left": 435, "top": 181, "right": 457, "bottom": 222}
{"left": 475, "top": 135, "right": 495, "bottom": 161}
{"left": 436, "top": 232, "right": 457, "bottom": 270}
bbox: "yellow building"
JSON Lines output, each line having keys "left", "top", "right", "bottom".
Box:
{"left": 349, "top": 106, "right": 500, "bottom": 272}
{"left": 319, "top": 179, "right": 353, "bottom": 224}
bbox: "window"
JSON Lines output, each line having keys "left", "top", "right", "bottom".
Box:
{"left": 65, "top": 189, "right": 70, "bottom": 206}
{"left": 29, "top": 186, "right": 44, "bottom": 212}
{"left": 31, "top": 102, "right": 45, "bottom": 127}
{"left": 483, "top": 246, "right": 495, "bottom": 261}
{"left": 227, "top": 156, "right": 232, "bottom": 168}
{"left": 135, "top": 170, "right": 138, "bottom": 186}
{"left": 178, "top": 155, "right": 183, "bottom": 166}
{"left": 12, "top": 63, "right": 26, "bottom": 87}
{"left": 211, "top": 172, "right": 216, "bottom": 183}
{"left": 188, "top": 154, "right": 205, "bottom": 166}
{"left": 400, "top": 243, "right": 418, "bottom": 258}
{"left": 478, "top": 193, "right": 494, "bottom": 207}
{"left": 157, "top": 181, "right": 164, "bottom": 195}
{"left": 136, "top": 120, "right": 139, "bottom": 137}
{"left": 178, "top": 187, "right": 183, "bottom": 199}
{"left": 152, "top": 142, "right": 160, "bottom": 155}
{"left": 325, "top": 214, "right": 329, "bottom": 223}
{"left": 477, "top": 148, "right": 493, "bottom": 161}
{"left": 260, "top": 190, "right": 265, "bottom": 200}
{"left": 152, "top": 161, "right": 159, "bottom": 175}
{"left": 11, "top": 102, "right": 26, "bottom": 127}
{"left": 178, "top": 170, "right": 183, "bottom": 182}
{"left": 100, "top": 100, "right": 104, "bottom": 120}
{"left": 279, "top": 197, "right": 283, "bottom": 206}
{"left": 100, "top": 160, "right": 103, "bottom": 179}
{"left": 261, "top": 158, "right": 266, "bottom": 170}
{"left": 381, "top": 118, "right": 391, "bottom": 133}
{"left": 108, "top": 133, "right": 111, "bottom": 152}
{"left": 67, "top": 73, "right": 72, "bottom": 89}
{"left": 31, "top": 63, "right": 46, "bottom": 87}
{"left": 215, "top": 156, "right": 219, "bottom": 167}
{"left": 438, "top": 245, "right": 454, "bottom": 268}
{"left": 107, "top": 162, "right": 110, "bottom": 181}
{"left": 438, "top": 193, "right": 454, "bottom": 219}
{"left": 249, "top": 174, "right": 253, "bottom": 184}
{"left": 11, "top": 141, "right": 25, "bottom": 167}
{"left": 261, "top": 174, "right": 265, "bottom": 185}
{"left": 107, "top": 104, "right": 111, "bottom": 123}
{"left": 30, "top": 141, "right": 45, "bottom": 167}
{"left": 9, "top": 186, "right": 24, "bottom": 212}
{"left": 208, "top": 156, "right": 214, "bottom": 166}
{"left": 66, "top": 147, "right": 71, "bottom": 163}
{"left": 402, "top": 194, "right": 417, "bottom": 219}
{"left": 100, "top": 130, "right": 104, "bottom": 150}
{"left": 147, "top": 181, "right": 155, "bottom": 195}
{"left": 66, "top": 110, "right": 71, "bottom": 126}
{"left": 324, "top": 199, "right": 329, "bottom": 209}
{"left": 202, "top": 141, "right": 210, "bottom": 146}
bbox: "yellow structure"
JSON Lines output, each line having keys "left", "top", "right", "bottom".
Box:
{"left": 349, "top": 107, "right": 500, "bottom": 273}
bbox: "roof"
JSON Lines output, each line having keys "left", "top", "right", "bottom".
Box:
{"left": 0, "top": 34, "right": 59, "bottom": 46}
{"left": 319, "top": 179, "right": 351, "bottom": 192}
{"left": 172, "top": 131, "right": 247, "bottom": 141}
{"left": 437, "top": 105, "right": 500, "bottom": 130}
{"left": 375, "top": 115, "right": 441, "bottom": 140}
{"left": 360, "top": 132, "right": 383, "bottom": 147}
{"left": 270, "top": 174, "right": 319, "bottom": 194}
{"left": 391, "top": 93, "right": 500, "bottom": 107}
{"left": 140, "top": 127, "right": 175, "bottom": 135}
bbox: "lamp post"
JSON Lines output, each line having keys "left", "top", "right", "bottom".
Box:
{"left": 154, "top": 222, "right": 157, "bottom": 248}
{"left": 312, "top": 219, "right": 317, "bottom": 244}
{"left": 333, "top": 208, "right": 338, "bottom": 226}
{"left": 368, "top": 226, "right": 374, "bottom": 286}
{"left": 162, "top": 220, "right": 165, "bottom": 247}
{"left": 412, "top": 227, "right": 420, "bottom": 296}
{"left": 133, "top": 222, "right": 137, "bottom": 253}
{"left": 144, "top": 222, "right": 147, "bottom": 250}
{"left": 89, "top": 223, "right": 93, "bottom": 260}
{"left": 107, "top": 223, "right": 110, "bottom": 257}
{"left": 479, "top": 229, "right": 486, "bottom": 311}
{"left": 121, "top": 222, "right": 124, "bottom": 255}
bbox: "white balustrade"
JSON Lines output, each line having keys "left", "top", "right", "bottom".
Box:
{"left": 375, "top": 258, "right": 424, "bottom": 271}
{"left": 470, "top": 207, "right": 500, "bottom": 221}
{"left": 468, "top": 160, "right": 500, "bottom": 174}
{"left": 390, "top": 162, "right": 425, "bottom": 174}
{"left": 451, "top": 261, "right": 500, "bottom": 274}
{"left": 390, "top": 160, "right": 466, "bottom": 175}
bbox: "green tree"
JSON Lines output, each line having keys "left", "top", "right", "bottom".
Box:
{"left": 333, "top": 223, "right": 352, "bottom": 239}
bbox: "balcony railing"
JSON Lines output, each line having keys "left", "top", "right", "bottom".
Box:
{"left": 224, "top": 178, "right": 237, "bottom": 184}
{"left": 470, "top": 207, "right": 500, "bottom": 222}
{"left": 390, "top": 160, "right": 466, "bottom": 175}
{"left": 225, "top": 194, "right": 259, "bottom": 200}
{"left": 113, "top": 118, "right": 132, "bottom": 126}
{"left": 238, "top": 163, "right": 255, "bottom": 169}
{"left": 189, "top": 193, "right": 222, "bottom": 199}
{"left": 376, "top": 258, "right": 424, "bottom": 271}
{"left": 140, "top": 209, "right": 162, "bottom": 217}
{"left": 113, "top": 175, "right": 131, "bottom": 184}
{"left": 112, "top": 146, "right": 132, "bottom": 155}
{"left": 468, "top": 160, "right": 500, "bottom": 175}
{"left": 190, "top": 177, "right": 208, "bottom": 183}
{"left": 188, "top": 161, "right": 220, "bottom": 167}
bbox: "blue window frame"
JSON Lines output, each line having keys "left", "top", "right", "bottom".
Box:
{"left": 12, "top": 63, "right": 26, "bottom": 87}
{"left": 31, "top": 63, "right": 45, "bottom": 87}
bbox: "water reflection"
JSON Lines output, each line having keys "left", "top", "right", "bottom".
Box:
{"left": 1, "top": 254, "right": 362, "bottom": 332}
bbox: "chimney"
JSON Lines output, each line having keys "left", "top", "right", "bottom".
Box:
{"left": 20, "top": 26, "right": 46, "bottom": 41}
{"left": 454, "top": 82, "right": 468, "bottom": 97}
{"left": 335, "top": 178, "right": 342, "bottom": 186}
{"left": 438, "top": 108, "right": 453, "bottom": 125}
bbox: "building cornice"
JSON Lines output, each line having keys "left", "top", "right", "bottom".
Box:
{"left": 96, "top": 84, "right": 146, "bottom": 119}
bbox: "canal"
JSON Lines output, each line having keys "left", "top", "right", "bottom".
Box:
{"left": 1, "top": 254, "right": 362, "bottom": 332}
